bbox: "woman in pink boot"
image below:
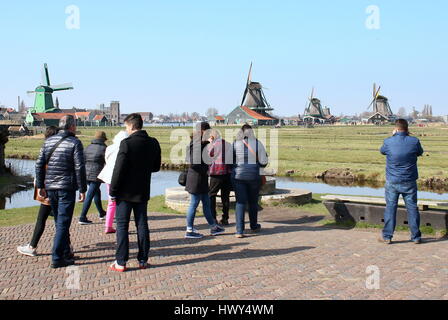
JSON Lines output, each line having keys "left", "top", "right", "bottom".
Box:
{"left": 98, "top": 131, "right": 129, "bottom": 234}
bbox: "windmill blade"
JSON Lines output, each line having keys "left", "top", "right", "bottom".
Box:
{"left": 50, "top": 83, "right": 74, "bottom": 91}
{"left": 367, "top": 98, "right": 376, "bottom": 110}
{"left": 246, "top": 62, "right": 253, "bottom": 85}
{"left": 26, "top": 91, "right": 37, "bottom": 98}
{"left": 374, "top": 86, "right": 381, "bottom": 98}
{"left": 41, "top": 63, "right": 51, "bottom": 86}
{"left": 241, "top": 88, "right": 248, "bottom": 107}
{"left": 241, "top": 62, "right": 252, "bottom": 106}
{"left": 309, "top": 87, "right": 315, "bottom": 101}
{"left": 373, "top": 83, "right": 376, "bottom": 98}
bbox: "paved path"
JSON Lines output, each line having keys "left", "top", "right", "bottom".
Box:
{"left": 1, "top": 208, "right": 447, "bottom": 300}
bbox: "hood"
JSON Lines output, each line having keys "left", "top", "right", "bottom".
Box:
{"left": 113, "top": 130, "right": 129, "bottom": 145}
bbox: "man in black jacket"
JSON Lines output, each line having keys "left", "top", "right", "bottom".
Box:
{"left": 109, "top": 113, "right": 161, "bottom": 272}
{"left": 36, "top": 115, "right": 87, "bottom": 268}
{"left": 79, "top": 131, "right": 108, "bottom": 225}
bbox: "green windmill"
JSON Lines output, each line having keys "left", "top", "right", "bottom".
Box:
{"left": 26, "top": 63, "right": 74, "bottom": 124}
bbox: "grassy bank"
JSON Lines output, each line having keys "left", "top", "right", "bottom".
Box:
{"left": 5, "top": 125, "right": 448, "bottom": 186}
{"left": 0, "top": 195, "right": 180, "bottom": 227}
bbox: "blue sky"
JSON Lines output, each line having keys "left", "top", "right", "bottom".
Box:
{"left": 0, "top": 0, "right": 447, "bottom": 116}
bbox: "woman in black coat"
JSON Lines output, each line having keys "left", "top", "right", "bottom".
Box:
{"left": 184, "top": 122, "right": 225, "bottom": 239}
{"left": 79, "top": 131, "right": 108, "bottom": 224}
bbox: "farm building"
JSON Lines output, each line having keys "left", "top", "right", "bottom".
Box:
{"left": 226, "top": 106, "right": 277, "bottom": 126}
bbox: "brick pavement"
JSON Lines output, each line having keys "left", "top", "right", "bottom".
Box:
{"left": 1, "top": 208, "right": 447, "bottom": 300}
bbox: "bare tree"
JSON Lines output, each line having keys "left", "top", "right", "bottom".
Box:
{"left": 206, "top": 107, "right": 219, "bottom": 119}
{"left": 397, "top": 107, "right": 407, "bottom": 117}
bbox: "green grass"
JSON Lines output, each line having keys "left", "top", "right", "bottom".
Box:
{"left": 6, "top": 125, "right": 448, "bottom": 185}
{"left": 0, "top": 195, "right": 180, "bottom": 227}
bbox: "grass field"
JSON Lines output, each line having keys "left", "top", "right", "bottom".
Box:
{"left": 5, "top": 124, "right": 448, "bottom": 185}
{"left": 0, "top": 195, "right": 177, "bottom": 227}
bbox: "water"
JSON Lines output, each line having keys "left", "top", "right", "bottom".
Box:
{"left": 1, "top": 159, "right": 181, "bottom": 210}
{"left": 1, "top": 159, "right": 446, "bottom": 210}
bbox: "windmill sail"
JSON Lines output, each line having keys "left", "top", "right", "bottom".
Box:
{"left": 50, "top": 83, "right": 74, "bottom": 91}
{"left": 41, "top": 63, "right": 51, "bottom": 86}
{"left": 241, "top": 63, "right": 273, "bottom": 112}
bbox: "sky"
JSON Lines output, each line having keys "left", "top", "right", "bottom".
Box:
{"left": 0, "top": 0, "right": 447, "bottom": 116}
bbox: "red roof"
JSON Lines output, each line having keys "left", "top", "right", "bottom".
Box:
{"left": 93, "top": 115, "right": 105, "bottom": 121}
{"left": 75, "top": 112, "right": 91, "bottom": 118}
{"left": 34, "top": 113, "right": 74, "bottom": 120}
{"left": 241, "top": 106, "right": 275, "bottom": 121}
{"left": 215, "top": 116, "right": 225, "bottom": 121}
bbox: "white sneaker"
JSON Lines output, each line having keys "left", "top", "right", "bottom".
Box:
{"left": 17, "top": 244, "right": 37, "bottom": 257}
{"left": 186, "top": 228, "right": 199, "bottom": 233}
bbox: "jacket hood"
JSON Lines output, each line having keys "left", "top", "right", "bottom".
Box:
{"left": 113, "top": 131, "right": 129, "bottom": 144}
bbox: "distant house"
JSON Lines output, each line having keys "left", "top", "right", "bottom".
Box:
{"left": 92, "top": 114, "right": 108, "bottom": 126}
{"left": 282, "top": 116, "right": 301, "bottom": 126}
{"left": 138, "top": 112, "right": 154, "bottom": 123}
{"left": 3, "top": 111, "right": 24, "bottom": 122}
{"left": 28, "top": 113, "right": 68, "bottom": 126}
{"left": 208, "top": 115, "right": 226, "bottom": 126}
{"left": 368, "top": 112, "right": 389, "bottom": 125}
{"left": 215, "top": 116, "right": 225, "bottom": 125}
{"left": 226, "top": 106, "right": 277, "bottom": 126}
{"left": 75, "top": 112, "right": 93, "bottom": 123}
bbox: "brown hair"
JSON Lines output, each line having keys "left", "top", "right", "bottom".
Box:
{"left": 395, "top": 119, "right": 409, "bottom": 133}
{"left": 45, "top": 126, "right": 59, "bottom": 139}
{"left": 124, "top": 113, "right": 143, "bottom": 130}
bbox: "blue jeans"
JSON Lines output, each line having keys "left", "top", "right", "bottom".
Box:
{"left": 186, "top": 193, "right": 216, "bottom": 231}
{"left": 47, "top": 190, "right": 76, "bottom": 263}
{"left": 233, "top": 179, "right": 260, "bottom": 235}
{"left": 79, "top": 181, "right": 105, "bottom": 221}
{"left": 116, "top": 200, "right": 149, "bottom": 266}
{"left": 383, "top": 181, "right": 421, "bottom": 241}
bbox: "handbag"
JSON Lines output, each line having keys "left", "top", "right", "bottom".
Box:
{"left": 34, "top": 136, "right": 70, "bottom": 205}
{"left": 178, "top": 169, "right": 188, "bottom": 187}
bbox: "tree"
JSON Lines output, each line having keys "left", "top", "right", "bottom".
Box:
{"left": 397, "top": 107, "right": 407, "bottom": 117}
{"left": 19, "top": 100, "right": 26, "bottom": 113}
{"left": 206, "top": 107, "right": 219, "bottom": 119}
{"left": 191, "top": 112, "right": 200, "bottom": 120}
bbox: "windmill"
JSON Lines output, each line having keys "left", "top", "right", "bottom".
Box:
{"left": 27, "top": 63, "right": 74, "bottom": 114}
{"left": 241, "top": 63, "right": 274, "bottom": 115}
{"left": 367, "top": 83, "right": 394, "bottom": 117}
{"left": 304, "top": 87, "right": 325, "bottom": 122}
